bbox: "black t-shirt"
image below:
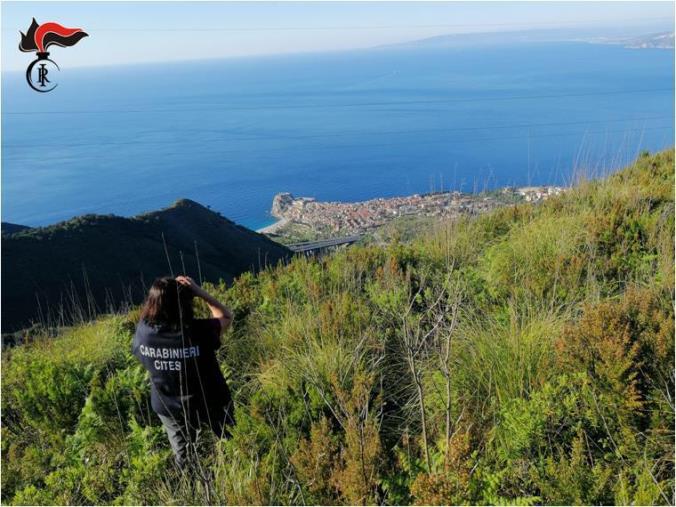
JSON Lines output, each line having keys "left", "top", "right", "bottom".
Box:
{"left": 132, "top": 318, "right": 231, "bottom": 418}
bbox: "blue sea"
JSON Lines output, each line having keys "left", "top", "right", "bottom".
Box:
{"left": 2, "top": 42, "right": 674, "bottom": 230}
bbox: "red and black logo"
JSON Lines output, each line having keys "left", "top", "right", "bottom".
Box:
{"left": 19, "top": 18, "right": 88, "bottom": 93}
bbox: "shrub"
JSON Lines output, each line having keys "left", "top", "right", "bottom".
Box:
{"left": 2, "top": 150, "right": 673, "bottom": 505}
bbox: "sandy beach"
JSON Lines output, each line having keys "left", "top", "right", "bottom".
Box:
{"left": 257, "top": 217, "right": 289, "bottom": 234}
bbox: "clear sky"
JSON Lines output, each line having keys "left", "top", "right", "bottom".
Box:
{"left": 1, "top": 1, "right": 674, "bottom": 71}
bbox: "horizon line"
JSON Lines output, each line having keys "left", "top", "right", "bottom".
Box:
{"left": 2, "top": 22, "right": 673, "bottom": 73}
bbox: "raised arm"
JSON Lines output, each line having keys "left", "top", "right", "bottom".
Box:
{"left": 176, "top": 276, "right": 233, "bottom": 333}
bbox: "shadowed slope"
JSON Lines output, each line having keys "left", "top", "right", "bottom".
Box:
{"left": 1, "top": 199, "right": 290, "bottom": 332}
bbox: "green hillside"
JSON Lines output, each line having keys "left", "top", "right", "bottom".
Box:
{"left": 1, "top": 222, "right": 31, "bottom": 235}
{"left": 1, "top": 199, "right": 290, "bottom": 333}
{"left": 2, "top": 150, "right": 673, "bottom": 505}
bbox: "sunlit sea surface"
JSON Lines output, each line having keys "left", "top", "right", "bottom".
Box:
{"left": 2, "top": 42, "right": 674, "bottom": 229}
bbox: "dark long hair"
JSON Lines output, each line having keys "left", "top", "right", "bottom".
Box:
{"left": 140, "top": 276, "right": 194, "bottom": 331}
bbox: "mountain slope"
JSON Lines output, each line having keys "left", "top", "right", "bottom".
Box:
{"left": 1, "top": 199, "right": 290, "bottom": 332}
{"left": 2, "top": 150, "right": 674, "bottom": 505}
{"left": 1, "top": 222, "right": 31, "bottom": 235}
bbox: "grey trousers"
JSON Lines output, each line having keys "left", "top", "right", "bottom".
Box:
{"left": 158, "top": 406, "right": 234, "bottom": 469}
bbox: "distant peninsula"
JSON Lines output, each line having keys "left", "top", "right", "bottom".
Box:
{"left": 264, "top": 185, "right": 566, "bottom": 240}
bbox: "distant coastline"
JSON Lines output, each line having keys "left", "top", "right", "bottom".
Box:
{"left": 580, "top": 31, "right": 675, "bottom": 50}
{"left": 4, "top": 41, "right": 672, "bottom": 231}
{"left": 265, "top": 184, "right": 566, "bottom": 238}
{"left": 257, "top": 217, "right": 289, "bottom": 234}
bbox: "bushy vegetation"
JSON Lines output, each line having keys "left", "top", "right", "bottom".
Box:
{"left": 2, "top": 150, "right": 674, "bottom": 505}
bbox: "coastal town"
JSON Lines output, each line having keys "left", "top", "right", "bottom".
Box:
{"left": 264, "top": 185, "right": 567, "bottom": 238}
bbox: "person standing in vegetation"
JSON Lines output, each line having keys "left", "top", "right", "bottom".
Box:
{"left": 132, "top": 275, "right": 235, "bottom": 469}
